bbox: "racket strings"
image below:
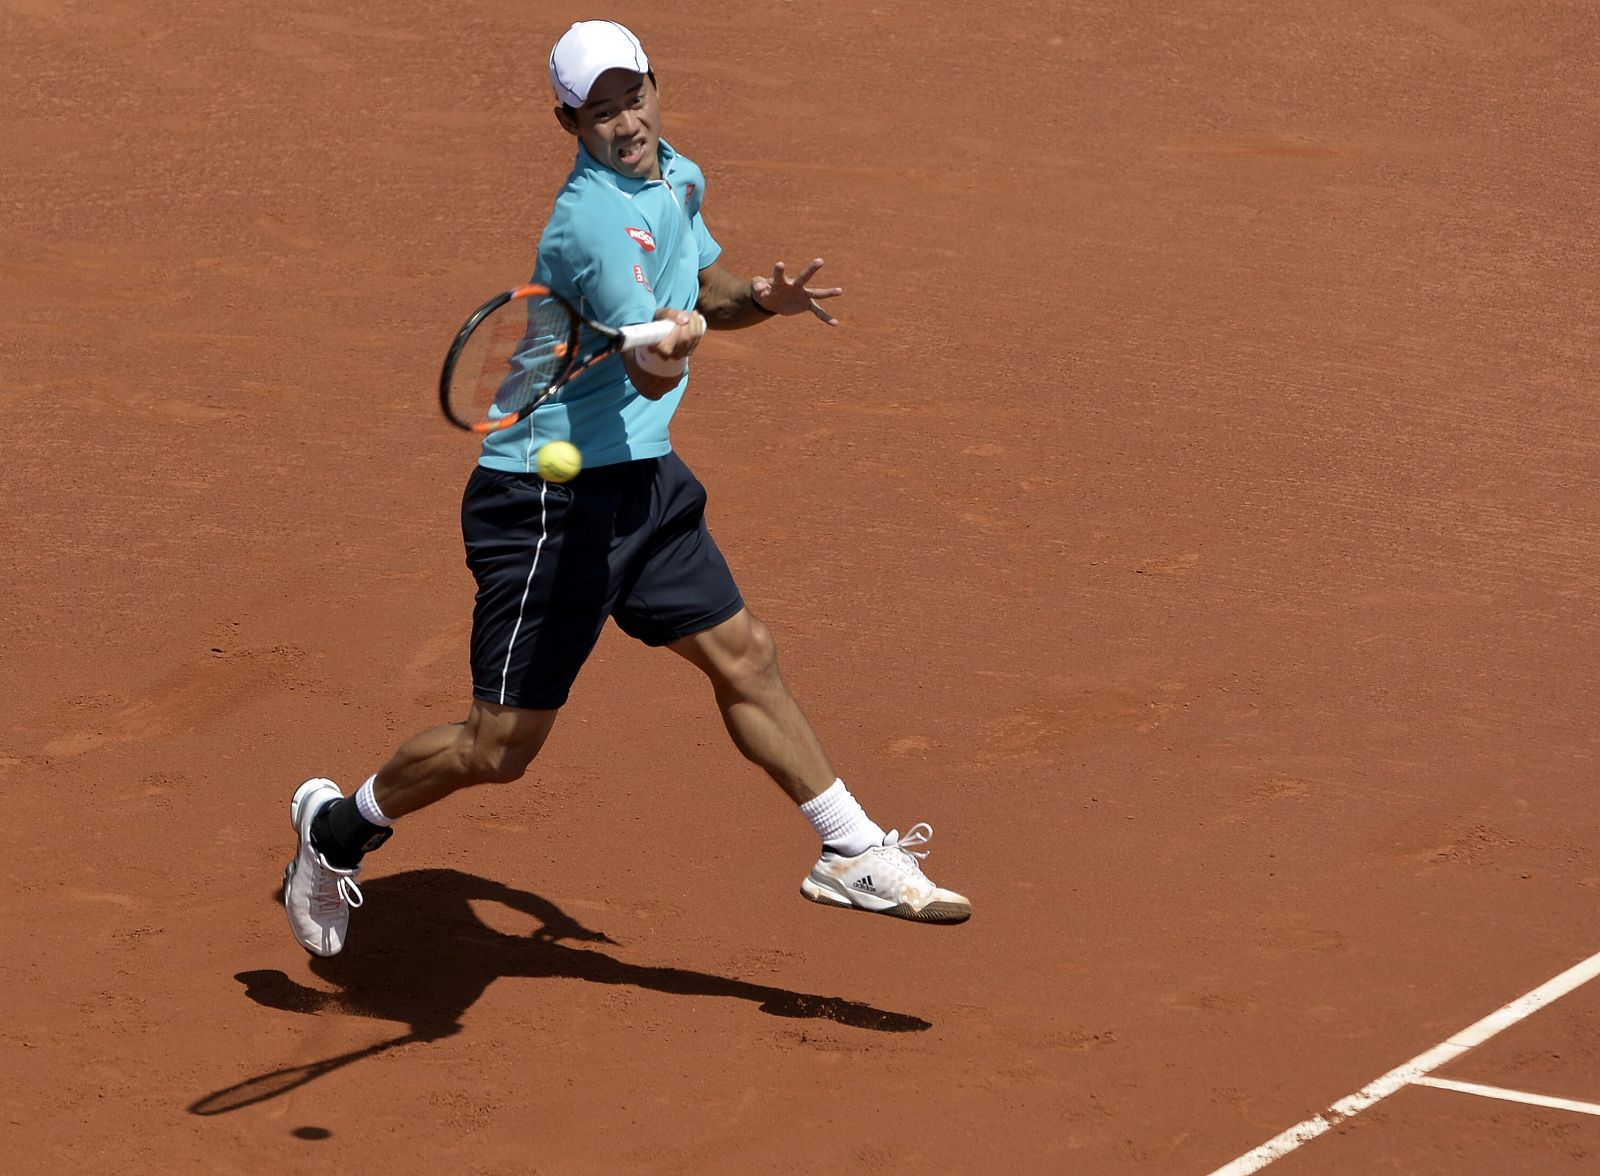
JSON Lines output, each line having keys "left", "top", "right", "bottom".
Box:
{"left": 457, "top": 295, "right": 579, "bottom": 423}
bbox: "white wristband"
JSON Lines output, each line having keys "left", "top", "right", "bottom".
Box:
{"left": 629, "top": 345, "right": 688, "bottom": 378}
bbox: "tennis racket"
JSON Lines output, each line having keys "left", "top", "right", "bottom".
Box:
{"left": 438, "top": 283, "right": 685, "bottom": 434}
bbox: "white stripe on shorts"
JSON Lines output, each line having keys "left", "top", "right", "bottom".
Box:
{"left": 498, "top": 479, "right": 550, "bottom": 704}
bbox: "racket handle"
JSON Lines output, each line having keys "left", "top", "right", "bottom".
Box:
{"left": 617, "top": 318, "right": 684, "bottom": 349}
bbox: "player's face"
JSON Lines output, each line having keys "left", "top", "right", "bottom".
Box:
{"left": 573, "top": 70, "right": 661, "bottom": 180}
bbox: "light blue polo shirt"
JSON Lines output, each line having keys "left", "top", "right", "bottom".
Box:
{"left": 479, "top": 139, "right": 721, "bottom": 472}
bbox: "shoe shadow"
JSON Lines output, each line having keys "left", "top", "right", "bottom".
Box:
{"left": 191, "top": 867, "right": 930, "bottom": 1115}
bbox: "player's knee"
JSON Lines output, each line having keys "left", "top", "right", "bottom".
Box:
{"left": 464, "top": 737, "right": 539, "bottom": 784}
{"left": 749, "top": 614, "right": 779, "bottom": 669}
{"left": 727, "top": 613, "right": 781, "bottom": 692}
{"left": 460, "top": 704, "right": 560, "bottom": 787}
{"left": 459, "top": 714, "right": 549, "bottom": 784}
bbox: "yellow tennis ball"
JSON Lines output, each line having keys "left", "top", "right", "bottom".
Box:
{"left": 535, "top": 440, "right": 582, "bottom": 483}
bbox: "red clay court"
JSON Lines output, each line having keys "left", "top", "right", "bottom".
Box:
{"left": 4, "top": 1, "right": 1598, "bottom": 1172}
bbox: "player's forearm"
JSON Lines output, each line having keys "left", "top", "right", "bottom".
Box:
{"left": 697, "top": 270, "right": 776, "bottom": 330}
{"left": 624, "top": 358, "right": 680, "bottom": 399}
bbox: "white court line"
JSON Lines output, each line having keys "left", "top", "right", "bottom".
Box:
{"left": 1413, "top": 1076, "right": 1600, "bottom": 1118}
{"left": 1206, "top": 947, "right": 1600, "bottom": 1175}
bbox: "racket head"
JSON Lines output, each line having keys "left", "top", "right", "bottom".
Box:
{"left": 439, "top": 284, "right": 583, "bottom": 434}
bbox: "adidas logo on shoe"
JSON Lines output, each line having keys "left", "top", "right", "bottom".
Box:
{"left": 851, "top": 875, "right": 877, "bottom": 893}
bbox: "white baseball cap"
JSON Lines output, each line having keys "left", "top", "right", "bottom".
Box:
{"left": 548, "top": 20, "right": 650, "bottom": 108}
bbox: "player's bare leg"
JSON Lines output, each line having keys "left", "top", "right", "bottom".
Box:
{"left": 668, "top": 608, "right": 833, "bottom": 803}
{"left": 670, "top": 608, "right": 970, "bottom": 924}
{"left": 284, "top": 701, "right": 556, "bottom": 955}
{"left": 371, "top": 701, "right": 558, "bottom": 816}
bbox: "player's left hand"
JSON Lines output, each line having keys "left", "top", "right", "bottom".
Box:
{"left": 752, "top": 258, "right": 843, "bottom": 325}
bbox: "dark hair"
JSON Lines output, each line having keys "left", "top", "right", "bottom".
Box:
{"left": 563, "top": 68, "right": 657, "bottom": 119}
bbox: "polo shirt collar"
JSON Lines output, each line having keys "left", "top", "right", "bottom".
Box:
{"left": 574, "top": 138, "right": 678, "bottom": 193}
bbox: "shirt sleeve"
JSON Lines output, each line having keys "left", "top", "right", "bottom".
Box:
{"left": 682, "top": 170, "right": 722, "bottom": 270}
{"left": 691, "top": 210, "right": 722, "bottom": 270}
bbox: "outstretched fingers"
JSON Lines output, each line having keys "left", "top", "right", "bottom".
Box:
{"left": 766, "top": 258, "right": 844, "bottom": 325}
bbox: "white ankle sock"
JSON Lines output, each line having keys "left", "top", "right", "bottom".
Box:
{"left": 354, "top": 775, "right": 395, "bottom": 827}
{"left": 799, "top": 779, "right": 884, "bottom": 856}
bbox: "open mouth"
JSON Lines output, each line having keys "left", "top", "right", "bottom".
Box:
{"left": 616, "top": 139, "right": 647, "bottom": 168}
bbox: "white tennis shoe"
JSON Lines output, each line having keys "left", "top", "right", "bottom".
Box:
{"left": 801, "top": 823, "right": 971, "bottom": 924}
{"left": 283, "top": 777, "right": 363, "bottom": 957}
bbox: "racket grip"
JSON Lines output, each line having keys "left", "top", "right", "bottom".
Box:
{"left": 614, "top": 313, "right": 704, "bottom": 348}
{"left": 617, "top": 320, "right": 678, "bottom": 349}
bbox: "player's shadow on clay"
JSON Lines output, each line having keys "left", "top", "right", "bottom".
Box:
{"left": 189, "top": 868, "right": 929, "bottom": 1115}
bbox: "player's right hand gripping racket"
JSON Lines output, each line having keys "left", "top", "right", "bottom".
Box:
{"left": 438, "top": 283, "right": 681, "bottom": 434}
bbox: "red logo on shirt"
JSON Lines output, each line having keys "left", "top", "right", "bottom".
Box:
{"left": 626, "top": 227, "right": 656, "bottom": 252}
{"left": 632, "top": 264, "right": 653, "bottom": 293}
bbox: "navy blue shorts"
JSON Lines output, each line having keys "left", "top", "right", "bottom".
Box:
{"left": 462, "top": 453, "right": 744, "bottom": 710}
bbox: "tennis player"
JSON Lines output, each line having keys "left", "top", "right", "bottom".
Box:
{"left": 284, "top": 20, "right": 970, "bottom": 957}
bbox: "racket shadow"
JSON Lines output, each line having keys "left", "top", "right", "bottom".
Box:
{"left": 192, "top": 868, "right": 930, "bottom": 1115}
{"left": 187, "top": 1030, "right": 423, "bottom": 1116}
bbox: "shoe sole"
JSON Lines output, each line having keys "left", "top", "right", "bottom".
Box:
{"left": 799, "top": 877, "right": 972, "bottom": 925}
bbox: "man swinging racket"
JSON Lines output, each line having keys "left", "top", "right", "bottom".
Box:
{"left": 283, "top": 19, "right": 971, "bottom": 957}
